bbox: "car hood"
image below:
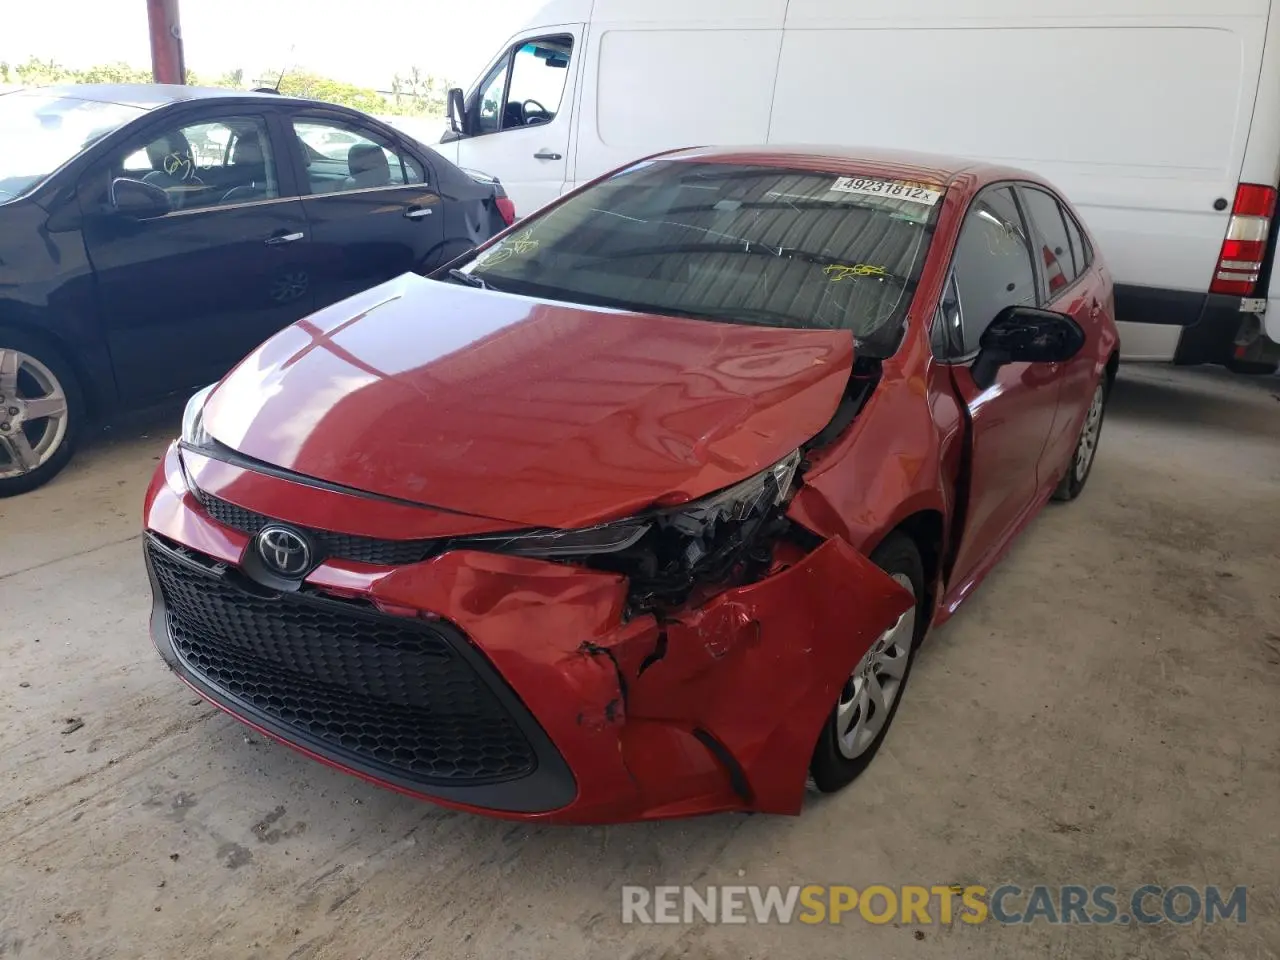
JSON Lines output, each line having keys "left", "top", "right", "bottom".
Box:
{"left": 202, "top": 275, "right": 854, "bottom": 528}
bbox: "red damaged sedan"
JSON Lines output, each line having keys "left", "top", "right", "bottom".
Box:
{"left": 144, "top": 146, "right": 1118, "bottom": 823}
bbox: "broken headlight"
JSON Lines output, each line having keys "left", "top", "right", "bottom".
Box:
{"left": 180, "top": 384, "right": 215, "bottom": 449}
{"left": 458, "top": 451, "right": 802, "bottom": 610}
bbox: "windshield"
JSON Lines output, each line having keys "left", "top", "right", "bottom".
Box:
{"left": 462, "top": 160, "right": 943, "bottom": 356}
{"left": 0, "top": 92, "right": 145, "bottom": 202}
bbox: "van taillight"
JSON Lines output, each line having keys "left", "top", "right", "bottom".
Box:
{"left": 1211, "top": 183, "right": 1278, "bottom": 296}
{"left": 496, "top": 196, "right": 517, "bottom": 227}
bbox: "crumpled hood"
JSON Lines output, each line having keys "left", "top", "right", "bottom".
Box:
{"left": 202, "top": 275, "right": 854, "bottom": 528}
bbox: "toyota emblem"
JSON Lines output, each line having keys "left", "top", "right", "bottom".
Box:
{"left": 256, "top": 525, "right": 313, "bottom": 577}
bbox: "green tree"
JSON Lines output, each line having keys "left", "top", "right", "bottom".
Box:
{"left": 216, "top": 68, "right": 245, "bottom": 89}
{"left": 14, "top": 56, "right": 68, "bottom": 86}
{"left": 78, "top": 62, "right": 153, "bottom": 84}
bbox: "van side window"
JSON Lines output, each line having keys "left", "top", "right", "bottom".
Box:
{"left": 472, "top": 35, "right": 574, "bottom": 135}
{"left": 1019, "top": 186, "right": 1078, "bottom": 298}
{"left": 476, "top": 60, "right": 510, "bottom": 136}
{"left": 952, "top": 187, "right": 1038, "bottom": 355}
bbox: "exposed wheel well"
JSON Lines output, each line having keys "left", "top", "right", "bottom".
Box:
{"left": 1105, "top": 350, "right": 1120, "bottom": 387}
{"left": 882, "top": 510, "right": 944, "bottom": 617}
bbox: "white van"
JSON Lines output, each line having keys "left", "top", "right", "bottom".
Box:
{"left": 435, "top": 0, "right": 1280, "bottom": 372}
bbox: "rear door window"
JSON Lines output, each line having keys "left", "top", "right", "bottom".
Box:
{"left": 1019, "top": 186, "right": 1078, "bottom": 299}
{"left": 1062, "top": 205, "right": 1089, "bottom": 276}
{"left": 290, "top": 119, "right": 425, "bottom": 194}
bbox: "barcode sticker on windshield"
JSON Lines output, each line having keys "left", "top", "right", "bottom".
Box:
{"left": 829, "top": 177, "right": 943, "bottom": 206}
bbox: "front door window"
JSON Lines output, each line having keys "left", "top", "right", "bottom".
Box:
{"left": 471, "top": 35, "right": 574, "bottom": 136}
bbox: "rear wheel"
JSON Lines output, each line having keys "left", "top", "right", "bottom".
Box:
{"left": 1053, "top": 378, "right": 1107, "bottom": 502}
{"left": 0, "top": 331, "right": 83, "bottom": 497}
{"left": 1226, "top": 357, "right": 1279, "bottom": 376}
{"left": 809, "top": 533, "right": 925, "bottom": 793}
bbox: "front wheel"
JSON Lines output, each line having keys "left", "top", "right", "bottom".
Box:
{"left": 1052, "top": 378, "right": 1108, "bottom": 502}
{"left": 809, "top": 533, "right": 925, "bottom": 793}
{"left": 0, "top": 331, "right": 83, "bottom": 497}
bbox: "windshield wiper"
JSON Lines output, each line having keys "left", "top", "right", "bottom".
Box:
{"left": 446, "top": 268, "right": 492, "bottom": 290}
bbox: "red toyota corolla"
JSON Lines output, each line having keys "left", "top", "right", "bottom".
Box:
{"left": 144, "top": 146, "right": 1118, "bottom": 823}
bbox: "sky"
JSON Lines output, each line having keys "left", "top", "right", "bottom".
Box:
{"left": 1, "top": 0, "right": 543, "bottom": 90}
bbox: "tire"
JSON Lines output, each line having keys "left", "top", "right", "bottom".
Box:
{"left": 1226, "top": 358, "right": 1279, "bottom": 376}
{"left": 0, "top": 329, "right": 84, "bottom": 497}
{"left": 1052, "top": 377, "right": 1108, "bottom": 503}
{"left": 809, "top": 532, "right": 926, "bottom": 793}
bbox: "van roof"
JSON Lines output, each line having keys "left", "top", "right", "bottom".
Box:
{"left": 658, "top": 144, "right": 1040, "bottom": 189}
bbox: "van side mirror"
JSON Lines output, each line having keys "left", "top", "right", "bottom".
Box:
{"left": 446, "top": 87, "right": 467, "bottom": 136}
{"left": 971, "top": 305, "right": 1085, "bottom": 388}
{"left": 110, "top": 177, "right": 170, "bottom": 219}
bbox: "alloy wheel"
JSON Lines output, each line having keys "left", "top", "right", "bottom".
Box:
{"left": 834, "top": 572, "right": 917, "bottom": 760}
{"left": 0, "top": 348, "right": 71, "bottom": 480}
{"left": 1075, "top": 383, "right": 1105, "bottom": 482}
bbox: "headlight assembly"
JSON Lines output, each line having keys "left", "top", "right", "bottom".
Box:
{"left": 456, "top": 450, "right": 803, "bottom": 611}
{"left": 180, "top": 384, "right": 215, "bottom": 449}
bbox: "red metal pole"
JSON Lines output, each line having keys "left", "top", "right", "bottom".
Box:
{"left": 147, "top": 0, "right": 186, "bottom": 84}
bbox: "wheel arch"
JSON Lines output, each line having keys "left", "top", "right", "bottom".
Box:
{"left": 0, "top": 315, "right": 101, "bottom": 415}
{"left": 866, "top": 508, "right": 945, "bottom": 622}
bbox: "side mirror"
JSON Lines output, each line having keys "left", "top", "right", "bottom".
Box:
{"left": 971, "top": 305, "right": 1085, "bottom": 388}
{"left": 447, "top": 87, "right": 467, "bottom": 136}
{"left": 110, "top": 177, "right": 170, "bottom": 219}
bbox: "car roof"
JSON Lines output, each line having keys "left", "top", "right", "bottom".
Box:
{"left": 17, "top": 83, "right": 310, "bottom": 111}
{"left": 659, "top": 144, "right": 1042, "bottom": 189}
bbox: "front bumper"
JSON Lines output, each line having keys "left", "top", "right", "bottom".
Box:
{"left": 144, "top": 443, "right": 910, "bottom": 823}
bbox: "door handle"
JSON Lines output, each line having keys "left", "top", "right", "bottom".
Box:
{"left": 404, "top": 206, "right": 434, "bottom": 220}
{"left": 265, "top": 231, "right": 304, "bottom": 245}
{"left": 534, "top": 151, "right": 562, "bottom": 160}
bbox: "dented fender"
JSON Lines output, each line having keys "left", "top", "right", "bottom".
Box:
{"left": 629, "top": 538, "right": 913, "bottom": 815}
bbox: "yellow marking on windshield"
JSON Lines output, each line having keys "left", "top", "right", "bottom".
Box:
{"left": 824, "top": 263, "right": 889, "bottom": 282}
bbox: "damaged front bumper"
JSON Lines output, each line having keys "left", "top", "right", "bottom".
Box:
{"left": 144, "top": 444, "right": 912, "bottom": 823}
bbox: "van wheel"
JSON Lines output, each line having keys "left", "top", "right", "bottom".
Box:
{"left": 809, "top": 533, "right": 925, "bottom": 793}
{"left": 1226, "top": 357, "right": 1279, "bottom": 376}
{"left": 0, "top": 330, "right": 83, "bottom": 497}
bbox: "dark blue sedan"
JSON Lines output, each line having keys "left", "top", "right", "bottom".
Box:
{"left": 0, "top": 84, "right": 515, "bottom": 495}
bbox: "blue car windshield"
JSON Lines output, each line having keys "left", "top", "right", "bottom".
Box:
{"left": 463, "top": 159, "right": 943, "bottom": 357}
{"left": 0, "top": 92, "right": 144, "bottom": 202}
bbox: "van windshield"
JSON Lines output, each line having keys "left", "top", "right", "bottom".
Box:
{"left": 462, "top": 160, "right": 942, "bottom": 356}
{"left": 0, "top": 92, "right": 144, "bottom": 202}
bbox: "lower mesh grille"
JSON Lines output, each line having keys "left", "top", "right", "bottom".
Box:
{"left": 148, "top": 537, "right": 536, "bottom": 784}
{"left": 193, "top": 489, "right": 444, "bottom": 566}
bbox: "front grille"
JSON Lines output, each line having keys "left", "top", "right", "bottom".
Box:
{"left": 148, "top": 537, "right": 536, "bottom": 784}
{"left": 194, "top": 489, "right": 444, "bottom": 565}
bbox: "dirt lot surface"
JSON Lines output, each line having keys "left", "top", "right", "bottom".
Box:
{"left": 2, "top": 365, "right": 1278, "bottom": 960}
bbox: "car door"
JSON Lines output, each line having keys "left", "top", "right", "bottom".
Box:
{"left": 1016, "top": 183, "right": 1103, "bottom": 484}
{"left": 941, "top": 185, "right": 1061, "bottom": 596}
{"left": 450, "top": 33, "right": 578, "bottom": 214}
{"left": 80, "top": 108, "right": 314, "bottom": 401}
{"left": 284, "top": 111, "right": 446, "bottom": 310}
